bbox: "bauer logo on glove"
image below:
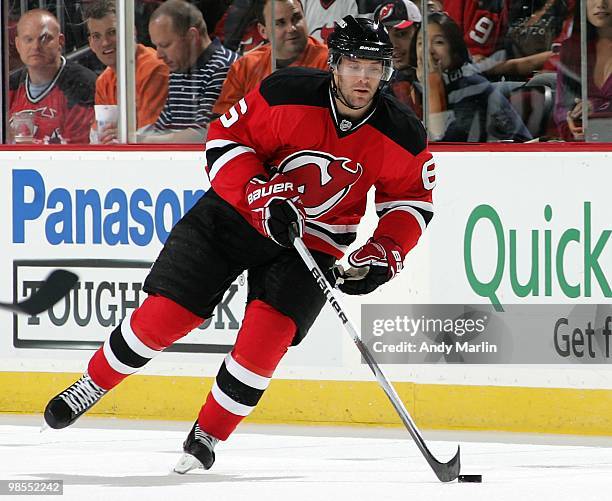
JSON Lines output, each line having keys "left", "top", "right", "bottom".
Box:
{"left": 337, "top": 237, "right": 404, "bottom": 295}
{"left": 246, "top": 181, "right": 296, "bottom": 205}
{"left": 245, "top": 174, "right": 305, "bottom": 247}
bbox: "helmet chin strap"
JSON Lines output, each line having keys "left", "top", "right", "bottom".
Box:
{"left": 330, "top": 71, "right": 373, "bottom": 111}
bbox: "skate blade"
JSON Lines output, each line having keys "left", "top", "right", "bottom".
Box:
{"left": 40, "top": 421, "right": 50, "bottom": 433}
{"left": 173, "top": 453, "right": 204, "bottom": 474}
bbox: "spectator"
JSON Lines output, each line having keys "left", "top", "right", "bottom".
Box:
{"left": 213, "top": 0, "right": 328, "bottom": 115}
{"left": 460, "top": 0, "right": 575, "bottom": 80}
{"left": 133, "top": 1, "right": 231, "bottom": 48}
{"left": 554, "top": 0, "right": 612, "bottom": 141}
{"left": 140, "top": 0, "right": 239, "bottom": 143}
{"left": 302, "top": 0, "right": 358, "bottom": 43}
{"left": 410, "top": 12, "right": 532, "bottom": 142}
{"left": 443, "top": 0, "right": 507, "bottom": 63}
{"left": 85, "top": 0, "right": 170, "bottom": 144}
{"left": 375, "top": 0, "right": 421, "bottom": 109}
{"left": 376, "top": 0, "right": 421, "bottom": 69}
{"left": 8, "top": 9, "right": 96, "bottom": 144}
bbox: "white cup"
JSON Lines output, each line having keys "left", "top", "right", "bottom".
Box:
{"left": 94, "top": 105, "right": 119, "bottom": 130}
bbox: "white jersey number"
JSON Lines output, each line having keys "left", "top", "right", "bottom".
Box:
{"left": 220, "top": 98, "right": 248, "bottom": 128}
{"left": 422, "top": 157, "right": 436, "bottom": 190}
{"left": 469, "top": 16, "right": 494, "bottom": 45}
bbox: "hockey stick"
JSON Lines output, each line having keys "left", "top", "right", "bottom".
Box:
{"left": 0, "top": 270, "right": 78, "bottom": 316}
{"left": 291, "top": 233, "right": 461, "bottom": 482}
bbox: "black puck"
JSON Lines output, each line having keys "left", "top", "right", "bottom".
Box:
{"left": 458, "top": 474, "right": 482, "bottom": 483}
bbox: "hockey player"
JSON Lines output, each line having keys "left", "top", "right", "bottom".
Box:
{"left": 44, "top": 15, "right": 435, "bottom": 473}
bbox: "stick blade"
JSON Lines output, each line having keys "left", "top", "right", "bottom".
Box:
{"left": 431, "top": 445, "right": 461, "bottom": 482}
{"left": 17, "top": 269, "right": 78, "bottom": 315}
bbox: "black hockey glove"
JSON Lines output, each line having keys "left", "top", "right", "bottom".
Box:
{"left": 245, "top": 174, "right": 305, "bottom": 247}
{"left": 337, "top": 237, "right": 404, "bottom": 295}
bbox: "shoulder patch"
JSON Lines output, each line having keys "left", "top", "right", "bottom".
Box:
{"left": 259, "top": 67, "right": 330, "bottom": 107}
{"left": 370, "top": 93, "right": 427, "bottom": 156}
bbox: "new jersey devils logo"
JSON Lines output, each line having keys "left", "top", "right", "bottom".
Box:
{"left": 378, "top": 4, "right": 395, "bottom": 23}
{"left": 277, "top": 150, "right": 363, "bottom": 218}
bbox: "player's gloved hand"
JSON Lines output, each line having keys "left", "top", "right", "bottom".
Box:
{"left": 336, "top": 237, "right": 404, "bottom": 295}
{"left": 245, "top": 174, "right": 305, "bottom": 247}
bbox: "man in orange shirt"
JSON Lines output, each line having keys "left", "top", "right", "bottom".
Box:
{"left": 85, "top": 0, "right": 169, "bottom": 143}
{"left": 213, "top": 0, "right": 328, "bottom": 116}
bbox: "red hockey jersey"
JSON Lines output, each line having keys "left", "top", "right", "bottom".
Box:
{"left": 206, "top": 67, "right": 435, "bottom": 260}
{"left": 9, "top": 57, "right": 96, "bottom": 144}
{"left": 444, "top": 0, "right": 507, "bottom": 58}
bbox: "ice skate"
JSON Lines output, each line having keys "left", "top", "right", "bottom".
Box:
{"left": 173, "top": 421, "right": 218, "bottom": 473}
{"left": 43, "top": 372, "right": 107, "bottom": 429}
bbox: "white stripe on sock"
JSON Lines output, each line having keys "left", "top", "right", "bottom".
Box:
{"left": 121, "top": 311, "right": 161, "bottom": 359}
{"left": 224, "top": 353, "right": 271, "bottom": 391}
{"left": 211, "top": 380, "right": 253, "bottom": 417}
{"left": 103, "top": 338, "right": 139, "bottom": 375}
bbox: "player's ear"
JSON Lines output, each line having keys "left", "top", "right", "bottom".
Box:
{"left": 257, "top": 22, "right": 268, "bottom": 41}
{"left": 58, "top": 32, "right": 65, "bottom": 49}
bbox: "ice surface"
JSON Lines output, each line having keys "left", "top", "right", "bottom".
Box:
{"left": 1, "top": 416, "right": 611, "bottom": 501}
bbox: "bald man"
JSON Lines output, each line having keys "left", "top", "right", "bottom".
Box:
{"left": 9, "top": 9, "right": 96, "bottom": 144}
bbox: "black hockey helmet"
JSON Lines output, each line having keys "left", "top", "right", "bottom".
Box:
{"left": 327, "top": 16, "right": 394, "bottom": 81}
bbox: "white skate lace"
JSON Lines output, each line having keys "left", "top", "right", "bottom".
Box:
{"left": 194, "top": 424, "right": 218, "bottom": 450}
{"left": 59, "top": 373, "right": 107, "bottom": 414}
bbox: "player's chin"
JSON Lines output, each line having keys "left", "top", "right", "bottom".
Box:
{"left": 350, "top": 90, "right": 375, "bottom": 106}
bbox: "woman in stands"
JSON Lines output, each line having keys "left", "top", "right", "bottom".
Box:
{"left": 409, "top": 12, "right": 532, "bottom": 142}
{"left": 554, "top": 0, "right": 612, "bottom": 140}
{"left": 486, "top": 0, "right": 575, "bottom": 80}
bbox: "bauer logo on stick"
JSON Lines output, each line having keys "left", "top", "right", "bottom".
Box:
{"left": 311, "top": 267, "right": 348, "bottom": 324}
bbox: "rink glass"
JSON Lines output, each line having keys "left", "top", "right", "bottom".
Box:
{"left": 0, "top": 1, "right": 609, "bottom": 143}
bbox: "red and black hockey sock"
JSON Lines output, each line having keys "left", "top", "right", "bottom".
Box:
{"left": 198, "top": 299, "right": 296, "bottom": 440}
{"left": 88, "top": 295, "right": 203, "bottom": 389}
